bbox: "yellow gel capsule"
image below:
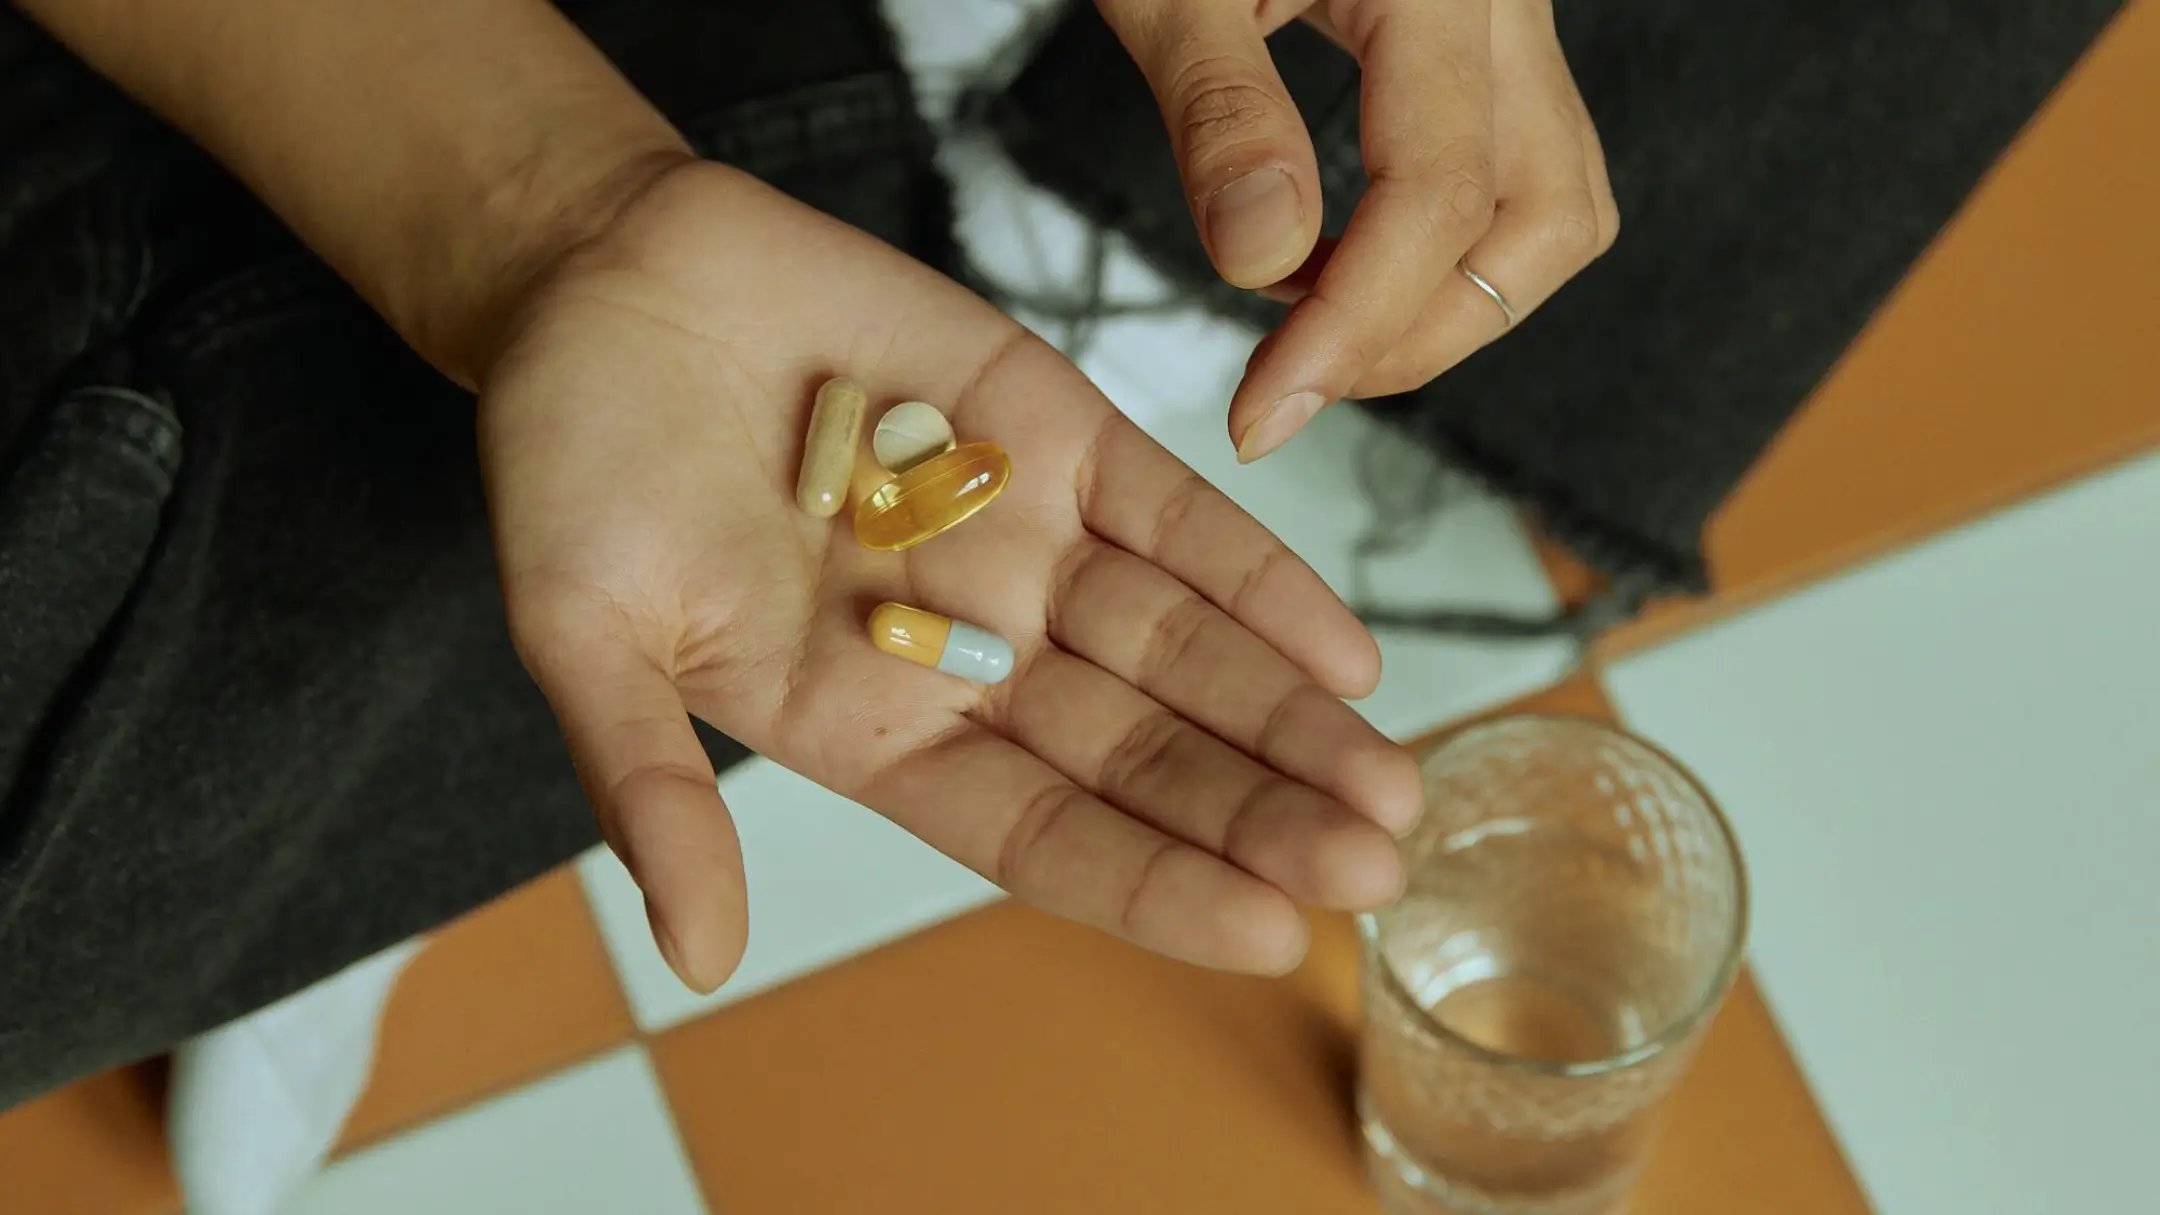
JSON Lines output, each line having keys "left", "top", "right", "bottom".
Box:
{"left": 868, "top": 603, "right": 1014, "bottom": 684}
{"left": 795, "top": 377, "right": 867, "bottom": 518}
{"left": 852, "top": 441, "right": 1010, "bottom": 551}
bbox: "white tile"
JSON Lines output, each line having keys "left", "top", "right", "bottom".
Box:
{"left": 1606, "top": 450, "right": 2160, "bottom": 1215}
{"left": 289, "top": 1047, "right": 705, "bottom": 1215}
{"left": 579, "top": 760, "right": 1002, "bottom": 1033}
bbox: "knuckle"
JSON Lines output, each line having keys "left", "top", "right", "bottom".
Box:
{"left": 501, "top": 604, "right": 555, "bottom": 673}
{"left": 1415, "top": 140, "right": 1496, "bottom": 234}
{"left": 997, "top": 784, "right": 1081, "bottom": 892}
{"left": 602, "top": 759, "right": 707, "bottom": 811}
{"left": 1350, "top": 362, "right": 1433, "bottom": 399}
{"left": 1441, "top": 169, "right": 1496, "bottom": 232}
{"left": 1099, "top": 711, "right": 1187, "bottom": 802}
{"left": 1138, "top": 594, "right": 1214, "bottom": 689}
{"left": 1545, "top": 193, "right": 1605, "bottom": 262}
{"left": 1293, "top": 284, "right": 1400, "bottom": 371}
{"left": 1119, "top": 841, "right": 1181, "bottom": 936}
{"left": 1146, "top": 471, "right": 1211, "bottom": 562}
{"left": 1171, "top": 62, "right": 1288, "bottom": 157}
{"left": 500, "top": 578, "right": 599, "bottom": 672}
{"left": 1595, "top": 194, "right": 1622, "bottom": 254}
{"left": 1334, "top": 312, "right": 1406, "bottom": 378}
{"left": 1219, "top": 778, "right": 1289, "bottom": 862}
{"left": 1253, "top": 683, "right": 1308, "bottom": 762}
{"left": 1229, "top": 546, "right": 1292, "bottom": 621}
{"left": 1045, "top": 540, "right": 1109, "bottom": 641}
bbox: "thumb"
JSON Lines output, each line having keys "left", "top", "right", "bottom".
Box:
{"left": 1098, "top": 0, "right": 1322, "bottom": 288}
{"left": 520, "top": 611, "right": 748, "bottom": 995}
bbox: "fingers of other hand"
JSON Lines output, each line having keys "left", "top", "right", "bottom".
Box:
{"left": 1229, "top": 0, "right": 1497, "bottom": 460}
{"left": 1097, "top": 0, "right": 1323, "bottom": 289}
{"left": 1348, "top": 0, "right": 1616, "bottom": 397}
{"left": 1510, "top": 0, "right": 1621, "bottom": 248}
{"left": 510, "top": 591, "right": 747, "bottom": 994}
{"left": 1571, "top": 114, "right": 1622, "bottom": 262}
{"left": 1348, "top": 185, "right": 1606, "bottom": 399}
{"left": 874, "top": 728, "right": 1314, "bottom": 974}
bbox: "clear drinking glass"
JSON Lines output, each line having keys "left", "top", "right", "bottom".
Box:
{"left": 1359, "top": 716, "right": 1748, "bottom": 1215}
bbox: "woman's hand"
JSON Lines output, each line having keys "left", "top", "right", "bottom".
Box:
{"left": 26, "top": 0, "right": 1421, "bottom": 996}
{"left": 1095, "top": 0, "right": 1619, "bottom": 460}
{"left": 481, "top": 159, "right": 1422, "bottom": 992}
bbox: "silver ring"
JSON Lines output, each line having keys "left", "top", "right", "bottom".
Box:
{"left": 1459, "top": 263, "right": 1517, "bottom": 328}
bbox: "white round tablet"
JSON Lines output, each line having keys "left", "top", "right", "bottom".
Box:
{"left": 872, "top": 400, "right": 956, "bottom": 474}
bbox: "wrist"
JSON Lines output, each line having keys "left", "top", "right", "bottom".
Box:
{"left": 398, "top": 129, "right": 696, "bottom": 391}
{"left": 16, "top": 0, "right": 699, "bottom": 392}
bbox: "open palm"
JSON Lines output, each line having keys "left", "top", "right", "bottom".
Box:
{"left": 479, "top": 162, "right": 1419, "bottom": 991}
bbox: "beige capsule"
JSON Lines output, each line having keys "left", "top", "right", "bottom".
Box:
{"left": 794, "top": 378, "right": 868, "bottom": 518}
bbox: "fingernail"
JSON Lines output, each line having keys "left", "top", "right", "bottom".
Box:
{"left": 1236, "top": 391, "right": 1327, "bottom": 463}
{"left": 646, "top": 897, "right": 714, "bottom": 994}
{"left": 1206, "top": 167, "right": 1305, "bottom": 285}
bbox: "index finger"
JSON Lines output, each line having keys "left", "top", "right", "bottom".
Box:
{"left": 1230, "top": 0, "right": 1496, "bottom": 461}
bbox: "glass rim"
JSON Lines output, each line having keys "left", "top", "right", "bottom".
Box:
{"left": 1358, "top": 713, "right": 1750, "bottom": 1080}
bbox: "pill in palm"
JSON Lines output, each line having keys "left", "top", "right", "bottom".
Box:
{"left": 868, "top": 602, "right": 1014, "bottom": 684}
{"left": 794, "top": 377, "right": 867, "bottom": 518}
{"left": 872, "top": 400, "right": 955, "bottom": 473}
{"left": 852, "top": 441, "right": 1010, "bottom": 551}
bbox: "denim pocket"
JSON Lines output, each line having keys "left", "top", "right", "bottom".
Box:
{"left": 0, "top": 384, "right": 180, "bottom": 797}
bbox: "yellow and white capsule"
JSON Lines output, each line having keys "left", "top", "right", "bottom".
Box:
{"left": 868, "top": 603, "right": 1013, "bottom": 684}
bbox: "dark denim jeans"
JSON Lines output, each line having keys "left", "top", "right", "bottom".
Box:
{"left": 0, "top": 0, "right": 956, "bottom": 1106}
{"left": 0, "top": 0, "right": 2121, "bottom": 1104}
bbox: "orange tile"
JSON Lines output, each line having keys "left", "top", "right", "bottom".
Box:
{"left": 337, "top": 865, "right": 634, "bottom": 1150}
{"left": 653, "top": 903, "right": 1867, "bottom": 1215}
{"left": 653, "top": 901, "right": 1378, "bottom": 1215}
{"left": 653, "top": 673, "right": 1867, "bottom": 1215}
{"left": 1532, "top": 528, "right": 1606, "bottom": 612}
{"left": 0, "top": 1064, "right": 177, "bottom": 1215}
{"left": 1597, "top": 3, "right": 2160, "bottom": 656}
